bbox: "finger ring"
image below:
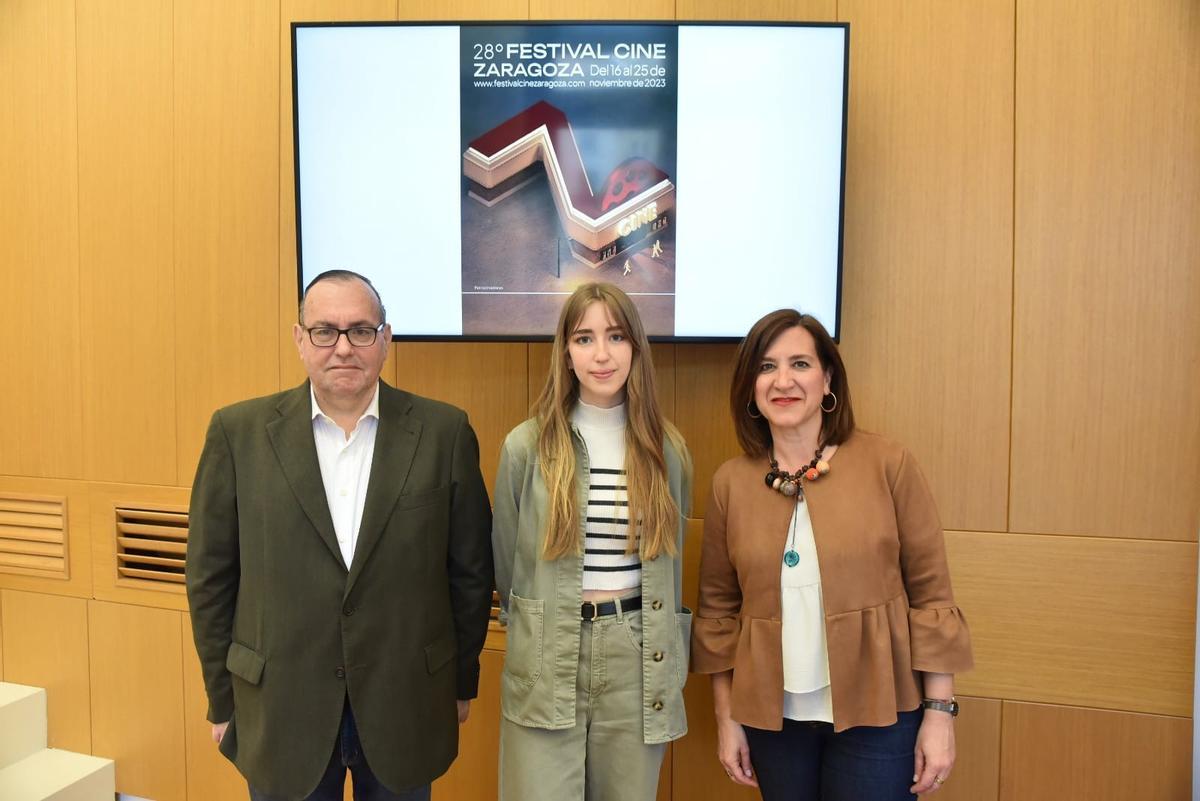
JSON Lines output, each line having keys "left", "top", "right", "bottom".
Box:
{"left": 934, "top": 776, "right": 945, "bottom": 784}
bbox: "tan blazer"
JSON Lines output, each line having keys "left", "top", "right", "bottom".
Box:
{"left": 186, "top": 381, "right": 493, "bottom": 799}
{"left": 691, "top": 430, "right": 973, "bottom": 732}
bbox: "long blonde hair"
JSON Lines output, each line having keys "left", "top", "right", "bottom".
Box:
{"left": 534, "top": 283, "right": 686, "bottom": 561}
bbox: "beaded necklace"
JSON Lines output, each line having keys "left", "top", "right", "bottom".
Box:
{"left": 765, "top": 446, "right": 831, "bottom": 568}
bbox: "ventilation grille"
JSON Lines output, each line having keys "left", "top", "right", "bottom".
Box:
{"left": 0, "top": 493, "right": 68, "bottom": 578}
{"left": 116, "top": 505, "right": 188, "bottom": 587}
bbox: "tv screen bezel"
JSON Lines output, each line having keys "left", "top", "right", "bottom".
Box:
{"left": 291, "top": 19, "right": 850, "bottom": 343}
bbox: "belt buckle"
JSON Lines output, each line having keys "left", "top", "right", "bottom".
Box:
{"left": 581, "top": 601, "right": 598, "bottom": 621}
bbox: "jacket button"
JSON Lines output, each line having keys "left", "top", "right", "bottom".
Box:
{"left": 343, "top": 603, "right": 355, "bottom": 616}
{"left": 335, "top": 667, "right": 346, "bottom": 679}
{"left": 652, "top": 700, "right": 664, "bottom": 711}
{"left": 653, "top": 651, "right": 664, "bottom": 662}
{"left": 651, "top": 600, "right": 663, "bottom": 610}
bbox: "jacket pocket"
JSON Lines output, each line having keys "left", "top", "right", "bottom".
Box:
{"left": 673, "top": 608, "right": 693, "bottom": 688}
{"left": 425, "top": 634, "right": 457, "bottom": 674}
{"left": 396, "top": 484, "right": 450, "bottom": 511}
{"left": 226, "top": 641, "right": 265, "bottom": 685}
{"left": 504, "top": 592, "right": 544, "bottom": 687}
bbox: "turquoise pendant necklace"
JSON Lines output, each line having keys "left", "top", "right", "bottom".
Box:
{"left": 783, "top": 503, "right": 801, "bottom": 567}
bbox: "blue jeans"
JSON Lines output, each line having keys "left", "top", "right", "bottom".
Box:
{"left": 743, "top": 708, "right": 923, "bottom": 801}
{"left": 248, "top": 700, "right": 431, "bottom": 801}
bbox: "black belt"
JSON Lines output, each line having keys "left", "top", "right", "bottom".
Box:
{"left": 581, "top": 595, "right": 642, "bottom": 621}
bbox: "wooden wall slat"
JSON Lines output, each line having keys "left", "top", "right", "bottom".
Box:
{"left": 0, "top": 0, "right": 83, "bottom": 480}
{"left": 175, "top": 0, "right": 282, "bottom": 486}
{"left": 947, "top": 530, "right": 1197, "bottom": 716}
{"left": 400, "top": 0, "right": 528, "bottom": 19}
{"left": 837, "top": 0, "right": 1014, "bottom": 533}
{"left": 393, "top": 343, "right": 529, "bottom": 492}
{"left": 432, "top": 649, "right": 504, "bottom": 801}
{"left": 1010, "top": 0, "right": 1200, "bottom": 541}
{"left": 89, "top": 600, "right": 186, "bottom": 801}
{"left": 674, "top": 344, "right": 738, "bottom": 518}
{"left": 76, "top": 0, "right": 177, "bottom": 486}
{"left": 531, "top": 0, "right": 672, "bottom": 19}
{"left": 999, "top": 701, "right": 1192, "bottom": 801}
{"left": 676, "top": 0, "right": 834, "bottom": 20}
{"left": 0, "top": 590, "right": 92, "bottom": 753}
{"left": 937, "top": 697, "right": 1001, "bottom": 801}
{"left": 181, "top": 612, "right": 249, "bottom": 801}
{"left": 671, "top": 673, "right": 763, "bottom": 801}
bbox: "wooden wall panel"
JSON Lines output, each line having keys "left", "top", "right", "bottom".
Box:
{"left": 836, "top": 0, "right": 1013, "bottom": 533}
{"left": 676, "top": 0, "right": 834, "bottom": 20}
{"left": 674, "top": 344, "right": 738, "bottom": 518}
{"left": 393, "top": 343, "right": 529, "bottom": 491}
{"left": 76, "top": 0, "right": 177, "bottom": 487}
{"left": 999, "top": 701, "right": 1191, "bottom": 801}
{"left": 531, "top": 0, "right": 672, "bottom": 19}
{"left": 0, "top": 476, "right": 93, "bottom": 598}
{"left": 89, "top": 482, "right": 191, "bottom": 612}
{"left": 278, "top": 0, "right": 400, "bottom": 393}
{"left": 1010, "top": 0, "right": 1200, "bottom": 541}
{"left": 946, "top": 530, "right": 1197, "bottom": 717}
{"left": 89, "top": 600, "right": 186, "bottom": 801}
{"left": 175, "top": 0, "right": 282, "bottom": 486}
{"left": 0, "top": 590, "right": 92, "bottom": 753}
{"left": 400, "top": 0, "right": 528, "bottom": 18}
{"left": 433, "top": 648, "right": 504, "bottom": 801}
{"left": 182, "top": 613, "right": 248, "bottom": 801}
{"left": 937, "top": 697, "right": 1000, "bottom": 801}
{"left": 0, "top": 0, "right": 83, "bottom": 480}
{"left": 682, "top": 518, "right": 702, "bottom": 613}
{"left": 671, "top": 673, "right": 761, "bottom": 801}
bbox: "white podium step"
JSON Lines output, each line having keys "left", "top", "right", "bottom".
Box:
{"left": 0, "top": 683, "right": 47, "bottom": 769}
{"left": 0, "top": 748, "right": 115, "bottom": 801}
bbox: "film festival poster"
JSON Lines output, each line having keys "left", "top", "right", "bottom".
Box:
{"left": 459, "top": 24, "right": 679, "bottom": 336}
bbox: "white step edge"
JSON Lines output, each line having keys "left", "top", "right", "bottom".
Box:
{"left": 0, "top": 683, "right": 48, "bottom": 769}
{"left": 0, "top": 748, "right": 115, "bottom": 801}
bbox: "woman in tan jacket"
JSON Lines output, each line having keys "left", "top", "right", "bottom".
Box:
{"left": 692, "top": 309, "right": 973, "bottom": 800}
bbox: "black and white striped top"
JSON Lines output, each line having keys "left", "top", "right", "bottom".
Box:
{"left": 573, "top": 401, "right": 640, "bottom": 592}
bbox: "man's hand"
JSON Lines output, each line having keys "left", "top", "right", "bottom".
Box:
{"left": 457, "top": 699, "right": 471, "bottom": 724}
{"left": 212, "top": 721, "right": 230, "bottom": 744}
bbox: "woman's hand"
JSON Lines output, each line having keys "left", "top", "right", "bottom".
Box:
{"left": 910, "top": 710, "right": 955, "bottom": 794}
{"left": 716, "top": 716, "right": 759, "bottom": 788}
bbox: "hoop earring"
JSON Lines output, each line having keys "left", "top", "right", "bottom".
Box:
{"left": 821, "top": 392, "right": 838, "bottom": 413}
{"left": 746, "top": 401, "right": 762, "bottom": 419}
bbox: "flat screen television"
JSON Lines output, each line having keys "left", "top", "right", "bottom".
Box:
{"left": 292, "top": 21, "right": 848, "bottom": 341}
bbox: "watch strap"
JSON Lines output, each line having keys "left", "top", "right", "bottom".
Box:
{"left": 921, "top": 697, "right": 959, "bottom": 716}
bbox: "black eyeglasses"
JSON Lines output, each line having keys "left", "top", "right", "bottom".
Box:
{"left": 302, "top": 323, "right": 385, "bottom": 348}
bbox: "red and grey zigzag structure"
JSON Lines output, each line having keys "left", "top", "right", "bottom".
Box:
{"left": 463, "top": 100, "right": 674, "bottom": 266}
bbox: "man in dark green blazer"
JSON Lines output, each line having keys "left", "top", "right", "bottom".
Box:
{"left": 186, "top": 270, "right": 493, "bottom": 801}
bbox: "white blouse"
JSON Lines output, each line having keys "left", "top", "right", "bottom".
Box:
{"left": 780, "top": 498, "right": 834, "bottom": 723}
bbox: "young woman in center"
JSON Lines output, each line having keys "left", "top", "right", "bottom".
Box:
{"left": 492, "top": 282, "right": 692, "bottom": 801}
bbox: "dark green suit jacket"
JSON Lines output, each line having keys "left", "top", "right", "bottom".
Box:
{"left": 185, "top": 381, "right": 493, "bottom": 800}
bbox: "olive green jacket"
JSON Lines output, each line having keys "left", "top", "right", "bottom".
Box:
{"left": 185, "top": 381, "right": 493, "bottom": 800}
{"left": 492, "top": 418, "right": 692, "bottom": 744}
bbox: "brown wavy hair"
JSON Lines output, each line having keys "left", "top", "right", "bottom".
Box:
{"left": 534, "top": 283, "right": 688, "bottom": 561}
{"left": 730, "top": 309, "right": 855, "bottom": 457}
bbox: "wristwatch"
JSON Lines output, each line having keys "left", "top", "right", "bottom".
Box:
{"left": 921, "top": 697, "right": 959, "bottom": 716}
